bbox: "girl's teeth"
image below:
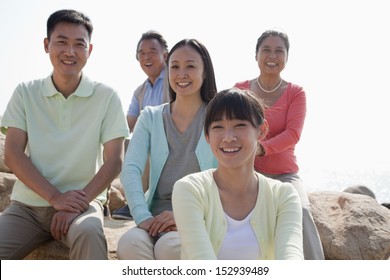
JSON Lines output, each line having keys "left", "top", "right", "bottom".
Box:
{"left": 222, "top": 147, "right": 239, "bottom": 153}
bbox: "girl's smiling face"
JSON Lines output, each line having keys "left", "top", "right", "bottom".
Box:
{"left": 206, "top": 115, "right": 261, "bottom": 170}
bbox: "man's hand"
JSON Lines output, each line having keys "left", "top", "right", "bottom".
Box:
{"left": 50, "top": 210, "right": 80, "bottom": 240}
{"left": 50, "top": 190, "right": 89, "bottom": 213}
{"left": 4, "top": 127, "right": 90, "bottom": 213}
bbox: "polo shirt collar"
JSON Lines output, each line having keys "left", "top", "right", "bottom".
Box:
{"left": 146, "top": 65, "right": 167, "bottom": 86}
{"left": 158, "top": 65, "right": 167, "bottom": 79}
{"left": 43, "top": 74, "right": 94, "bottom": 98}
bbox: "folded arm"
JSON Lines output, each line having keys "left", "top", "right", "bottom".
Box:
{"left": 51, "top": 136, "right": 124, "bottom": 239}
{"left": 4, "top": 127, "right": 89, "bottom": 212}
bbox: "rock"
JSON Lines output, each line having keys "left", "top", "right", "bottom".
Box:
{"left": 382, "top": 203, "right": 390, "bottom": 210}
{"left": 309, "top": 191, "right": 390, "bottom": 260}
{"left": 0, "top": 129, "right": 11, "bottom": 173}
{"left": 24, "top": 218, "right": 135, "bottom": 260}
{"left": 108, "top": 178, "right": 126, "bottom": 213}
{"left": 0, "top": 172, "right": 16, "bottom": 211}
{"left": 343, "top": 185, "right": 376, "bottom": 199}
{"left": 24, "top": 238, "right": 70, "bottom": 260}
{"left": 104, "top": 219, "right": 134, "bottom": 260}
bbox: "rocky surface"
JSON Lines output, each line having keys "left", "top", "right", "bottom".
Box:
{"left": 309, "top": 191, "right": 390, "bottom": 260}
{"left": 0, "top": 131, "right": 11, "bottom": 174}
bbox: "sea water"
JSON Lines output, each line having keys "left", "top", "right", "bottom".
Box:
{"left": 300, "top": 166, "right": 390, "bottom": 204}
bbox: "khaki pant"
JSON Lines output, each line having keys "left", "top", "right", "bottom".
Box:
{"left": 117, "top": 227, "right": 180, "bottom": 260}
{"left": 0, "top": 200, "right": 107, "bottom": 260}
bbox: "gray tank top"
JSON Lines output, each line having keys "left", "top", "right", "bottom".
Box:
{"left": 150, "top": 103, "right": 206, "bottom": 215}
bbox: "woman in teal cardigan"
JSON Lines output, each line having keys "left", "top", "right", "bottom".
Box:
{"left": 172, "top": 88, "right": 303, "bottom": 259}
{"left": 117, "top": 39, "right": 218, "bottom": 259}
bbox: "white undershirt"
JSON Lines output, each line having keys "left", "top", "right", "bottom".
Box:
{"left": 217, "top": 210, "right": 261, "bottom": 259}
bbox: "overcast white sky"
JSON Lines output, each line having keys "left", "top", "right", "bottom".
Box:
{"left": 1, "top": 0, "right": 390, "bottom": 178}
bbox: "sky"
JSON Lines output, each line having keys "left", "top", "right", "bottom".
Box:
{"left": 1, "top": 0, "right": 389, "bottom": 200}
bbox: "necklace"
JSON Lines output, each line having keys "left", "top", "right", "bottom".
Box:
{"left": 256, "top": 77, "right": 283, "bottom": 93}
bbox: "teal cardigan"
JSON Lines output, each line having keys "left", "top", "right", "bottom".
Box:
{"left": 120, "top": 103, "right": 217, "bottom": 225}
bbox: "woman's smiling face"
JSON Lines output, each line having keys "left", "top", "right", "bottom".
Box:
{"left": 168, "top": 45, "right": 205, "bottom": 99}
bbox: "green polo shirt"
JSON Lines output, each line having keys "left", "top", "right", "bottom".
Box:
{"left": 1, "top": 74, "right": 129, "bottom": 206}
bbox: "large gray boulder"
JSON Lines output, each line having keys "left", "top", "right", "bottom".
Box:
{"left": 309, "top": 191, "right": 390, "bottom": 260}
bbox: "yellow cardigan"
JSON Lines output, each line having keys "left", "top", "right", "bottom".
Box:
{"left": 172, "top": 169, "right": 303, "bottom": 260}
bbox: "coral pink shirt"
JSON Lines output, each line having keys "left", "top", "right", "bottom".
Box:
{"left": 234, "top": 81, "right": 306, "bottom": 174}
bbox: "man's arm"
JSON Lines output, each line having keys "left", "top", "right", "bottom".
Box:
{"left": 127, "top": 115, "right": 138, "bottom": 133}
{"left": 50, "top": 137, "right": 124, "bottom": 240}
{"left": 82, "top": 137, "right": 124, "bottom": 202}
{"left": 4, "top": 127, "right": 88, "bottom": 212}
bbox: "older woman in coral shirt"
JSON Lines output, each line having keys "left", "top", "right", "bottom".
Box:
{"left": 235, "top": 29, "right": 324, "bottom": 260}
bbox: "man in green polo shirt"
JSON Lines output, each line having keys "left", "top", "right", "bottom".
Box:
{"left": 0, "top": 9, "right": 129, "bottom": 260}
